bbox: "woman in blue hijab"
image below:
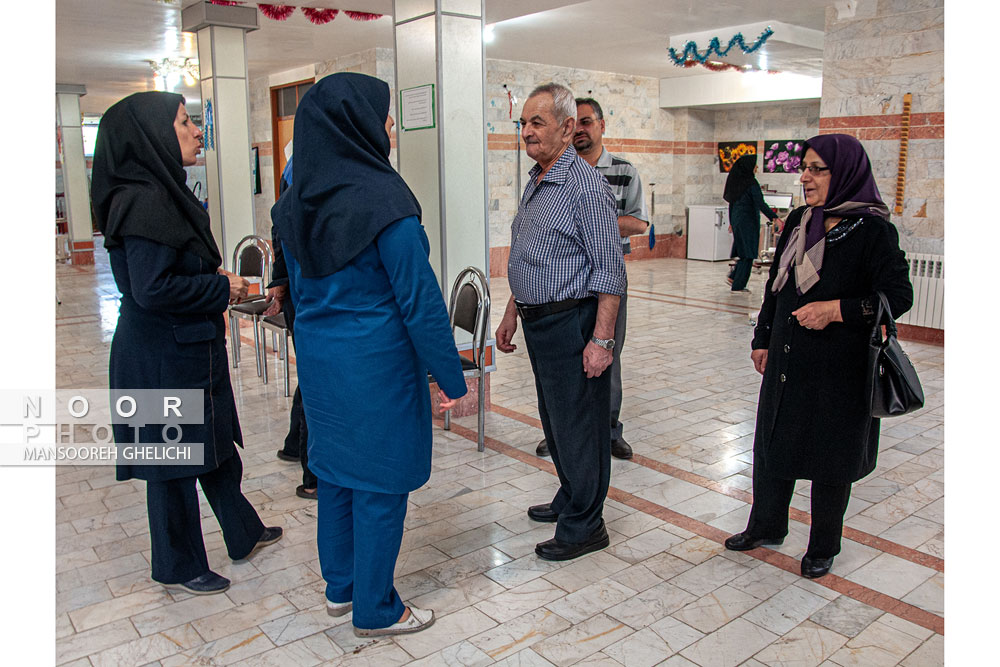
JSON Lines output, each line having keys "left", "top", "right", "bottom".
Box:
{"left": 271, "top": 72, "right": 467, "bottom": 637}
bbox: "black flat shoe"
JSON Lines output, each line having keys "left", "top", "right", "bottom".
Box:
{"left": 168, "top": 571, "right": 231, "bottom": 595}
{"left": 276, "top": 450, "right": 300, "bottom": 462}
{"left": 238, "top": 526, "right": 283, "bottom": 560}
{"left": 535, "top": 523, "right": 609, "bottom": 561}
{"left": 801, "top": 556, "right": 834, "bottom": 579}
{"left": 295, "top": 485, "right": 317, "bottom": 500}
{"left": 535, "top": 439, "right": 550, "bottom": 457}
{"left": 611, "top": 438, "right": 633, "bottom": 460}
{"left": 724, "top": 531, "right": 784, "bottom": 551}
{"left": 527, "top": 503, "right": 559, "bottom": 523}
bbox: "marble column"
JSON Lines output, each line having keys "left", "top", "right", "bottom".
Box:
{"left": 182, "top": 1, "right": 259, "bottom": 269}
{"left": 393, "top": 0, "right": 491, "bottom": 417}
{"left": 56, "top": 84, "right": 93, "bottom": 265}
{"left": 392, "top": 0, "right": 489, "bottom": 291}
{"left": 820, "top": 0, "right": 944, "bottom": 254}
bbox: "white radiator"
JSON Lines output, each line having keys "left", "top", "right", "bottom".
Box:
{"left": 897, "top": 253, "right": 944, "bottom": 329}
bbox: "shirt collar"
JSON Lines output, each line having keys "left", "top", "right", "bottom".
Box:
{"left": 595, "top": 147, "right": 613, "bottom": 169}
{"left": 529, "top": 144, "right": 577, "bottom": 185}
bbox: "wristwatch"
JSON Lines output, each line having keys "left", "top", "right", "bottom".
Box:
{"left": 590, "top": 336, "right": 615, "bottom": 351}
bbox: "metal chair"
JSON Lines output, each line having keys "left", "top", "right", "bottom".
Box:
{"left": 260, "top": 312, "right": 292, "bottom": 397}
{"left": 227, "top": 235, "right": 273, "bottom": 375}
{"left": 437, "top": 266, "right": 490, "bottom": 451}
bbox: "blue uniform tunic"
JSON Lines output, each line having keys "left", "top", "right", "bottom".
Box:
{"left": 285, "top": 215, "right": 467, "bottom": 494}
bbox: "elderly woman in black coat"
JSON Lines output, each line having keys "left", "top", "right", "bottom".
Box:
{"left": 91, "top": 92, "right": 282, "bottom": 595}
{"left": 724, "top": 134, "right": 913, "bottom": 579}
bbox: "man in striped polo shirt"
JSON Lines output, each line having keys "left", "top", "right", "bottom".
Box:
{"left": 536, "top": 97, "right": 649, "bottom": 461}
{"left": 496, "top": 82, "right": 626, "bottom": 561}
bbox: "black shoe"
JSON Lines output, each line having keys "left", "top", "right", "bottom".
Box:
{"left": 611, "top": 438, "right": 633, "bottom": 460}
{"left": 168, "top": 571, "right": 231, "bottom": 595}
{"left": 801, "top": 556, "right": 834, "bottom": 579}
{"left": 276, "top": 450, "right": 300, "bottom": 462}
{"left": 535, "top": 523, "right": 610, "bottom": 561}
{"left": 535, "top": 439, "right": 550, "bottom": 457}
{"left": 295, "top": 484, "right": 317, "bottom": 500}
{"left": 527, "top": 503, "right": 559, "bottom": 523}
{"left": 724, "top": 531, "right": 784, "bottom": 551}
{"left": 238, "top": 526, "right": 283, "bottom": 560}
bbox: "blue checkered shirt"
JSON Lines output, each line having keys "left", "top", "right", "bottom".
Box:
{"left": 507, "top": 146, "right": 626, "bottom": 305}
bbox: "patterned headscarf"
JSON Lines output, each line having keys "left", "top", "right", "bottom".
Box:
{"left": 772, "top": 134, "right": 890, "bottom": 295}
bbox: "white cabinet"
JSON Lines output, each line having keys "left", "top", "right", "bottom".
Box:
{"left": 686, "top": 205, "right": 732, "bottom": 261}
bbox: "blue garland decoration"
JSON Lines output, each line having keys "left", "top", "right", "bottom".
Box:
{"left": 667, "top": 26, "right": 774, "bottom": 66}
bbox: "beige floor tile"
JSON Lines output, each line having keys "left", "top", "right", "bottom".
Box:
{"left": 679, "top": 618, "right": 777, "bottom": 667}
{"left": 532, "top": 613, "right": 633, "bottom": 666}
{"left": 391, "top": 606, "right": 498, "bottom": 660}
{"left": 468, "top": 608, "right": 572, "bottom": 661}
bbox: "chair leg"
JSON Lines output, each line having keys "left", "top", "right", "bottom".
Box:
{"left": 443, "top": 409, "right": 451, "bottom": 431}
{"left": 252, "top": 315, "right": 262, "bottom": 377}
{"left": 229, "top": 312, "right": 239, "bottom": 368}
{"left": 260, "top": 323, "right": 268, "bottom": 384}
{"left": 477, "top": 373, "right": 485, "bottom": 453}
{"left": 281, "top": 331, "right": 290, "bottom": 397}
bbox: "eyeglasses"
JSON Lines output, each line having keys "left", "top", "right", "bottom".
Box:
{"left": 799, "top": 165, "right": 830, "bottom": 175}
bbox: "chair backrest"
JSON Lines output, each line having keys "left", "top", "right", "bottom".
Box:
{"left": 231, "top": 235, "right": 274, "bottom": 288}
{"left": 448, "top": 267, "right": 490, "bottom": 369}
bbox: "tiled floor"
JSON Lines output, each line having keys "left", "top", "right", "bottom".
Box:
{"left": 55, "top": 251, "right": 944, "bottom": 666}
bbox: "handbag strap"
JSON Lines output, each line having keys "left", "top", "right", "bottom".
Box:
{"left": 872, "top": 291, "right": 898, "bottom": 341}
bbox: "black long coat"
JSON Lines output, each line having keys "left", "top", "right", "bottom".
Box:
{"left": 109, "top": 236, "right": 241, "bottom": 482}
{"left": 751, "top": 208, "right": 912, "bottom": 484}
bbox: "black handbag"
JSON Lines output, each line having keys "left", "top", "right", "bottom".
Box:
{"left": 866, "top": 292, "right": 924, "bottom": 418}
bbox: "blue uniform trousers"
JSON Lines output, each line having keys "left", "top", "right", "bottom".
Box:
{"left": 317, "top": 479, "right": 408, "bottom": 629}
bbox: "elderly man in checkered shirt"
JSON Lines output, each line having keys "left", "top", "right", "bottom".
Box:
{"left": 495, "top": 82, "right": 626, "bottom": 562}
{"left": 536, "top": 97, "right": 650, "bottom": 462}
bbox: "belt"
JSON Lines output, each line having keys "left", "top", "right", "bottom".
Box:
{"left": 515, "top": 297, "right": 588, "bottom": 323}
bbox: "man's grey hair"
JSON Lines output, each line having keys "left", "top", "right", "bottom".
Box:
{"left": 528, "top": 82, "right": 576, "bottom": 123}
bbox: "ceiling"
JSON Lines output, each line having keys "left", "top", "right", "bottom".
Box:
{"left": 56, "top": 0, "right": 830, "bottom": 115}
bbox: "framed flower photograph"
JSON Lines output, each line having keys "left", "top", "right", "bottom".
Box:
{"left": 763, "top": 140, "right": 805, "bottom": 173}
{"left": 718, "top": 141, "right": 757, "bottom": 172}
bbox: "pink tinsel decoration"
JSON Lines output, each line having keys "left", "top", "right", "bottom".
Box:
{"left": 343, "top": 10, "right": 382, "bottom": 21}
{"left": 258, "top": 3, "right": 296, "bottom": 20}
{"left": 301, "top": 7, "right": 338, "bottom": 24}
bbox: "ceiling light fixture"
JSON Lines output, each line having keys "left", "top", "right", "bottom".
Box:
{"left": 148, "top": 57, "right": 200, "bottom": 90}
{"left": 483, "top": 24, "right": 495, "bottom": 43}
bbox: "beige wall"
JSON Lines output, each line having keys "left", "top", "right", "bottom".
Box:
{"left": 248, "top": 27, "right": 943, "bottom": 257}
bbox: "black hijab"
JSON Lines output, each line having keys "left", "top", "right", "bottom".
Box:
{"left": 723, "top": 154, "right": 760, "bottom": 203}
{"left": 91, "top": 92, "right": 221, "bottom": 266}
{"left": 270, "top": 72, "right": 421, "bottom": 279}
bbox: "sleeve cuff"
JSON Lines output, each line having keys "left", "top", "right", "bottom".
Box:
{"left": 587, "top": 270, "right": 625, "bottom": 296}
{"left": 839, "top": 297, "right": 872, "bottom": 326}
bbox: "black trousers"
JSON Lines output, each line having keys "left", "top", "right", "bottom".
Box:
{"left": 146, "top": 450, "right": 265, "bottom": 583}
{"left": 521, "top": 298, "right": 611, "bottom": 543}
{"left": 747, "top": 455, "right": 853, "bottom": 559}
{"left": 277, "top": 303, "right": 317, "bottom": 489}
{"left": 282, "top": 385, "right": 318, "bottom": 488}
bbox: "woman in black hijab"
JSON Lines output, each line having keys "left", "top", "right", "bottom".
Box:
{"left": 724, "top": 154, "right": 779, "bottom": 291}
{"left": 272, "top": 73, "right": 467, "bottom": 637}
{"left": 91, "top": 92, "right": 281, "bottom": 595}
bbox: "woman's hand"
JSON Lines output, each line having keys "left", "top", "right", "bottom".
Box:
{"left": 792, "top": 300, "right": 842, "bottom": 330}
{"left": 751, "top": 349, "right": 768, "bottom": 375}
{"left": 219, "top": 269, "right": 249, "bottom": 304}
{"left": 438, "top": 390, "right": 458, "bottom": 412}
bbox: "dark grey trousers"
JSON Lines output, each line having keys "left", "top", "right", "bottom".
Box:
{"left": 521, "top": 298, "right": 611, "bottom": 543}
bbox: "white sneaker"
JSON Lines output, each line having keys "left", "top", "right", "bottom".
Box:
{"left": 326, "top": 600, "right": 352, "bottom": 617}
{"left": 353, "top": 606, "right": 435, "bottom": 637}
